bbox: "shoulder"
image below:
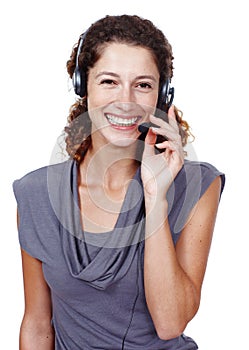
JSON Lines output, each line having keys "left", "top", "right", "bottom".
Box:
{"left": 182, "top": 159, "right": 223, "bottom": 174}
{"left": 167, "top": 159, "right": 225, "bottom": 241}
{"left": 13, "top": 165, "right": 48, "bottom": 190}
{"left": 177, "top": 159, "right": 225, "bottom": 196}
{"left": 13, "top": 160, "right": 72, "bottom": 201}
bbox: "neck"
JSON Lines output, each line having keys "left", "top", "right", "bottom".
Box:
{"left": 79, "top": 142, "right": 140, "bottom": 189}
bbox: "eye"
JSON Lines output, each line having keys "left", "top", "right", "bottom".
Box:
{"left": 100, "top": 79, "right": 116, "bottom": 85}
{"left": 137, "top": 82, "right": 152, "bottom": 89}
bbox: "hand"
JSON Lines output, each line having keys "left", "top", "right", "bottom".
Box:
{"left": 141, "top": 106, "right": 184, "bottom": 199}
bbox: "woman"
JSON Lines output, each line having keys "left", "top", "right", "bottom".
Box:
{"left": 13, "top": 15, "right": 225, "bottom": 349}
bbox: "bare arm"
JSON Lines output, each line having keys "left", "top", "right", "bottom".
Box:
{"left": 144, "top": 176, "right": 221, "bottom": 340}
{"left": 141, "top": 107, "right": 222, "bottom": 339}
{"left": 19, "top": 215, "right": 54, "bottom": 350}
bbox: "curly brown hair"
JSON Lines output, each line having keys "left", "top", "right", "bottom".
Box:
{"left": 65, "top": 15, "right": 192, "bottom": 163}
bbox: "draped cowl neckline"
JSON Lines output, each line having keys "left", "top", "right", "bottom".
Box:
{"left": 47, "top": 160, "right": 145, "bottom": 290}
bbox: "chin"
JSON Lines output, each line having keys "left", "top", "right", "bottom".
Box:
{"left": 108, "top": 136, "right": 138, "bottom": 148}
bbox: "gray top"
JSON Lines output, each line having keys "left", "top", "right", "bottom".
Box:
{"left": 13, "top": 159, "right": 225, "bottom": 350}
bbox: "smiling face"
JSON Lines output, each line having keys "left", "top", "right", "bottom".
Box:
{"left": 87, "top": 42, "right": 160, "bottom": 149}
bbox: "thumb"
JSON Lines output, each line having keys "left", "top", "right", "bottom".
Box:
{"left": 143, "top": 128, "right": 157, "bottom": 157}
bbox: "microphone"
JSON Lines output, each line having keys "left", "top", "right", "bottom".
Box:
{"left": 138, "top": 122, "right": 168, "bottom": 143}
{"left": 138, "top": 122, "right": 168, "bottom": 154}
{"left": 138, "top": 122, "right": 151, "bottom": 134}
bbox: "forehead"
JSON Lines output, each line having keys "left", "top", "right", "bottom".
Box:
{"left": 92, "top": 42, "right": 159, "bottom": 75}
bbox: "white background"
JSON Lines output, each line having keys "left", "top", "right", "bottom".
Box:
{"left": 0, "top": 0, "right": 248, "bottom": 348}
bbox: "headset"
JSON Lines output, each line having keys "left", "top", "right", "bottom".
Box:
{"left": 72, "top": 31, "right": 175, "bottom": 112}
{"left": 72, "top": 32, "right": 88, "bottom": 98}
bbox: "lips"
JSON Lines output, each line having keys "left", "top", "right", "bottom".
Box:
{"left": 105, "top": 114, "right": 140, "bottom": 127}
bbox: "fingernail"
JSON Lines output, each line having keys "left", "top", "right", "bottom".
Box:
{"left": 151, "top": 127, "right": 159, "bottom": 133}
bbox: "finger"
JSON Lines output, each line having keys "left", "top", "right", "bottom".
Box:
{"left": 168, "top": 105, "right": 179, "bottom": 130}
{"left": 155, "top": 140, "right": 184, "bottom": 159}
{"left": 143, "top": 128, "right": 157, "bottom": 157}
{"left": 149, "top": 112, "right": 178, "bottom": 134}
{"left": 149, "top": 114, "right": 168, "bottom": 128}
{"left": 155, "top": 140, "right": 176, "bottom": 151}
{"left": 151, "top": 126, "right": 181, "bottom": 143}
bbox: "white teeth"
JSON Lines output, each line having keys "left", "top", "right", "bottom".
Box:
{"left": 106, "top": 114, "right": 138, "bottom": 126}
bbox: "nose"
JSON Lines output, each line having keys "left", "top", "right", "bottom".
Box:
{"left": 116, "top": 84, "right": 136, "bottom": 112}
{"left": 119, "top": 84, "right": 134, "bottom": 102}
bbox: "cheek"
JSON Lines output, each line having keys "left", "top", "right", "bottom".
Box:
{"left": 138, "top": 93, "right": 158, "bottom": 112}
{"left": 145, "top": 93, "right": 158, "bottom": 107}
{"left": 87, "top": 86, "right": 112, "bottom": 111}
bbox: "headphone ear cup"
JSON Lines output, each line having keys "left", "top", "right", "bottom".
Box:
{"left": 157, "top": 79, "right": 169, "bottom": 111}
{"left": 73, "top": 66, "right": 86, "bottom": 97}
{"left": 72, "top": 31, "right": 88, "bottom": 98}
{"left": 157, "top": 79, "right": 174, "bottom": 113}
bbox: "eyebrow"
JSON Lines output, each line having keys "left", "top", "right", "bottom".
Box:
{"left": 136, "top": 75, "right": 157, "bottom": 82}
{"left": 95, "top": 71, "right": 157, "bottom": 82}
{"left": 95, "top": 71, "right": 119, "bottom": 79}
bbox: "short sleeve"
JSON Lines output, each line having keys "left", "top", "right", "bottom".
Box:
{"left": 167, "top": 160, "right": 225, "bottom": 244}
{"left": 196, "top": 161, "right": 225, "bottom": 199}
{"left": 13, "top": 166, "right": 59, "bottom": 262}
